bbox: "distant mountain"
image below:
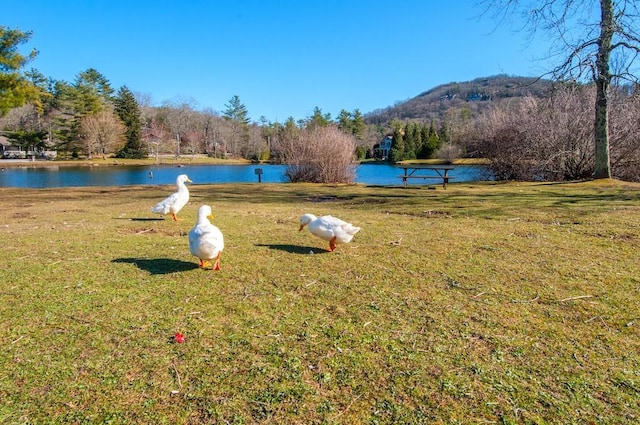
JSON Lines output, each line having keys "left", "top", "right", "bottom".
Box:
{"left": 365, "top": 74, "right": 554, "bottom": 124}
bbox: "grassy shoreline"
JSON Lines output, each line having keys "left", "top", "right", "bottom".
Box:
{"left": 1, "top": 181, "right": 639, "bottom": 423}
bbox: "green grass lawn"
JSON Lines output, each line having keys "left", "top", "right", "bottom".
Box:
{"left": 1, "top": 180, "right": 639, "bottom": 424}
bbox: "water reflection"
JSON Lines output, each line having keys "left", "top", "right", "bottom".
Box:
{"left": 0, "top": 163, "right": 489, "bottom": 188}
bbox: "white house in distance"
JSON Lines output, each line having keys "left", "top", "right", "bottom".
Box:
{"left": 0, "top": 135, "right": 57, "bottom": 160}
{"left": 373, "top": 135, "right": 393, "bottom": 160}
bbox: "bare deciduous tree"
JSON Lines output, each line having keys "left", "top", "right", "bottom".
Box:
{"left": 162, "top": 97, "right": 198, "bottom": 158}
{"left": 142, "top": 118, "right": 171, "bottom": 162}
{"left": 183, "top": 127, "right": 204, "bottom": 159}
{"left": 483, "top": 0, "right": 640, "bottom": 179}
{"left": 200, "top": 108, "right": 224, "bottom": 157}
{"left": 79, "top": 110, "right": 125, "bottom": 159}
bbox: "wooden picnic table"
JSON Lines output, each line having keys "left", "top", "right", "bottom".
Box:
{"left": 398, "top": 165, "right": 456, "bottom": 189}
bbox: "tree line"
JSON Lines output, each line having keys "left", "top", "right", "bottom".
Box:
{"left": 0, "top": 27, "right": 374, "bottom": 166}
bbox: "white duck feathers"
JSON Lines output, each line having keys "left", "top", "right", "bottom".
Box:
{"left": 299, "top": 213, "right": 361, "bottom": 251}
{"left": 151, "top": 174, "right": 192, "bottom": 220}
{"left": 189, "top": 205, "right": 224, "bottom": 270}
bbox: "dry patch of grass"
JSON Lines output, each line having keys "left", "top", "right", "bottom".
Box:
{"left": 1, "top": 181, "right": 639, "bottom": 424}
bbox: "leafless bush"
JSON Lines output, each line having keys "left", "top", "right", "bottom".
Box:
{"left": 472, "top": 98, "right": 540, "bottom": 180}
{"left": 474, "top": 84, "right": 640, "bottom": 182}
{"left": 436, "top": 143, "right": 464, "bottom": 163}
{"left": 609, "top": 91, "right": 640, "bottom": 182}
{"left": 477, "top": 87, "right": 596, "bottom": 180}
{"left": 280, "top": 126, "right": 357, "bottom": 183}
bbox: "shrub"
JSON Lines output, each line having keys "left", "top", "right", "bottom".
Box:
{"left": 436, "top": 143, "right": 464, "bottom": 164}
{"left": 281, "top": 126, "right": 357, "bottom": 183}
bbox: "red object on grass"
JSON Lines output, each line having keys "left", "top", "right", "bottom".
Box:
{"left": 175, "top": 333, "right": 185, "bottom": 343}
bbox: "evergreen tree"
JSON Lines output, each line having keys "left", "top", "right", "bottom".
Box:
{"left": 114, "top": 86, "right": 146, "bottom": 158}
{"left": 412, "top": 122, "right": 423, "bottom": 159}
{"left": 71, "top": 68, "right": 114, "bottom": 116}
{"left": 438, "top": 120, "right": 450, "bottom": 145}
{"left": 337, "top": 109, "right": 352, "bottom": 133}
{"left": 222, "top": 95, "right": 250, "bottom": 157}
{"left": 418, "top": 123, "right": 431, "bottom": 158}
{"left": 0, "top": 26, "right": 40, "bottom": 116}
{"left": 389, "top": 121, "right": 405, "bottom": 162}
{"left": 5, "top": 129, "right": 47, "bottom": 151}
{"left": 222, "top": 95, "right": 250, "bottom": 125}
{"left": 337, "top": 109, "right": 365, "bottom": 141}
{"left": 425, "top": 120, "right": 441, "bottom": 158}
{"left": 24, "top": 69, "right": 53, "bottom": 115}
{"left": 351, "top": 109, "right": 366, "bottom": 141}
{"left": 282, "top": 116, "right": 299, "bottom": 141}
{"left": 305, "top": 106, "right": 331, "bottom": 129}
{"left": 404, "top": 122, "right": 417, "bottom": 160}
{"left": 47, "top": 80, "right": 76, "bottom": 155}
{"left": 51, "top": 68, "right": 114, "bottom": 157}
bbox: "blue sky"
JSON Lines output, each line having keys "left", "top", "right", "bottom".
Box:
{"left": 6, "top": 1, "right": 550, "bottom": 123}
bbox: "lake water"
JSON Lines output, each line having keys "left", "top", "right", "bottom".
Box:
{"left": 0, "top": 163, "right": 490, "bottom": 188}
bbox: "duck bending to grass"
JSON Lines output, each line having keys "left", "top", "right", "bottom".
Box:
{"left": 299, "top": 213, "right": 361, "bottom": 252}
{"left": 189, "top": 205, "right": 224, "bottom": 270}
{"left": 151, "top": 174, "right": 192, "bottom": 221}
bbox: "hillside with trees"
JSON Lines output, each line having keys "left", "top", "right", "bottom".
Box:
{"left": 365, "top": 75, "right": 554, "bottom": 124}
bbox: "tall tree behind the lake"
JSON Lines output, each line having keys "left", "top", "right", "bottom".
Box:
{"left": 483, "top": 0, "right": 640, "bottom": 179}
{"left": 72, "top": 68, "right": 114, "bottom": 114}
{"left": 337, "top": 109, "right": 352, "bottom": 134}
{"left": 55, "top": 68, "right": 114, "bottom": 156}
{"left": 222, "top": 95, "right": 250, "bottom": 157}
{"left": 351, "top": 109, "right": 366, "bottom": 141}
{"left": 305, "top": 106, "right": 331, "bottom": 130}
{"left": 0, "top": 26, "right": 40, "bottom": 116}
{"left": 79, "top": 108, "right": 125, "bottom": 159}
{"left": 162, "top": 97, "right": 197, "bottom": 158}
{"left": 114, "top": 86, "right": 146, "bottom": 158}
{"left": 389, "top": 121, "right": 406, "bottom": 162}
{"left": 337, "top": 109, "right": 366, "bottom": 142}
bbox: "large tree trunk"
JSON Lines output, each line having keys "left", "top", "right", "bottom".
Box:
{"left": 593, "top": 0, "right": 613, "bottom": 179}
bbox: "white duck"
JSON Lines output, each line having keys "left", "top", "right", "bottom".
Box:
{"left": 151, "top": 174, "right": 192, "bottom": 221}
{"left": 299, "top": 213, "right": 361, "bottom": 252}
{"left": 189, "top": 205, "right": 224, "bottom": 270}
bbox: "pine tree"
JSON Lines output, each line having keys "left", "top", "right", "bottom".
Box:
{"left": 337, "top": 109, "right": 352, "bottom": 134}
{"left": 412, "top": 123, "right": 423, "bottom": 159}
{"left": 0, "top": 26, "right": 40, "bottom": 116}
{"left": 389, "top": 122, "right": 405, "bottom": 163}
{"left": 114, "top": 86, "right": 146, "bottom": 158}
{"left": 222, "top": 95, "right": 250, "bottom": 125}
{"left": 404, "top": 122, "right": 417, "bottom": 160}
{"left": 223, "top": 95, "right": 250, "bottom": 157}
{"left": 419, "top": 123, "right": 431, "bottom": 158}
{"left": 426, "top": 120, "right": 441, "bottom": 157}
{"left": 306, "top": 106, "right": 331, "bottom": 129}
{"left": 351, "top": 109, "right": 366, "bottom": 141}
